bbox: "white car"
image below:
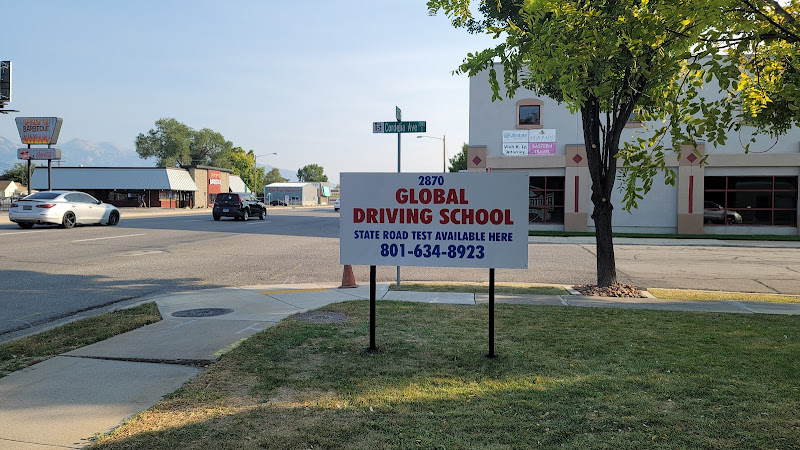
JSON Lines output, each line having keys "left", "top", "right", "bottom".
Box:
{"left": 9, "top": 190, "right": 120, "bottom": 229}
{"left": 333, "top": 198, "right": 340, "bottom": 212}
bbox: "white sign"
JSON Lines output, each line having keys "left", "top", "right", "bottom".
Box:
{"left": 502, "top": 143, "right": 528, "bottom": 156}
{"left": 502, "top": 130, "right": 529, "bottom": 142}
{"left": 528, "top": 129, "right": 556, "bottom": 142}
{"left": 502, "top": 129, "right": 557, "bottom": 155}
{"left": 17, "top": 147, "right": 61, "bottom": 160}
{"left": 340, "top": 173, "right": 528, "bottom": 269}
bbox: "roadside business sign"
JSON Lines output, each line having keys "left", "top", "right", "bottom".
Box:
{"left": 502, "top": 129, "right": 556, "bottom": 156}
{"left": 372, "top": 121, "right": 426, "bottom": 134}
{"left": 340, "top": 172, "right": 528, "bottom": 269}
{"left": 15, "top": 117, "right": 63, "bottom": 145}
{"left": 17, "top": 147, "right": 61, "bottom": 160}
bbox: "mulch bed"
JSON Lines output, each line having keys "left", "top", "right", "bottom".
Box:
{"left": 573, "top": 283, "right": 647, "bottom": 298}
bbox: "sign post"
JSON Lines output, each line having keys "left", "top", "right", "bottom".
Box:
{"left": 340, "top": 172, "right": 528, "bottom": 355}
{"left": 372, "top": 108, "right": 428, "bottom": 287}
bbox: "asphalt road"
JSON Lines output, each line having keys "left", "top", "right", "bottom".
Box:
{"left": 1, "top": 207, "right": 799, "bottom": 341}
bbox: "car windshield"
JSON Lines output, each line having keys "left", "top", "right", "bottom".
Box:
{"left": 22, "top": 192, "right": 61, "bottom": 200}
{"left": 216, "top": 193, "right": 241, "bottom": 205}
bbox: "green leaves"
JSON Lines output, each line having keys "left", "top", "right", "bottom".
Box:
{"left": 135, "top": 118, "right": 232, "bottom": 168}
{"left": 297, "top": 164, "right": 328, "bottom": 183}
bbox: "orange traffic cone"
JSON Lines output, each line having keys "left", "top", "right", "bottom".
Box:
{"left": 339, "top": 265, "right": 358, "bottom": 288}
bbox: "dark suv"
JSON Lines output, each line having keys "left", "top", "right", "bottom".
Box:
{"left": 213, "top": 192, "right": 267, "bottom": 221}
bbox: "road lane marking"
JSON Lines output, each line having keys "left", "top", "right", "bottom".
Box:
{"left": 72, "top": 233, "right": 146, "bottom": 243}
{"left": 14, "top": 312, "right": 42, "bottom": 321}
{"left": 0, "top": 229, "right": 51, "bottom": 236}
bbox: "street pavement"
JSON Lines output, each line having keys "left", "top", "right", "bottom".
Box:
{"left": 1, "top": 282, "right": 799, "bottom": 449}
{"left": 2, "top": 207, "right": 800, "bottom": 448}
{"left": 4, "top": 207, "right": 800, "bottom": 248}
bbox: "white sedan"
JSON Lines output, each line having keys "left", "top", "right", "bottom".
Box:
{"left": 9, "top": 190, "right": 121, "bottom": 229}
{"left": 333, "top": 198, "right": 340, "bottom": 212}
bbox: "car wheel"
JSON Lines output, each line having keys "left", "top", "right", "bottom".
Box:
{"left": 259, "top": 209, "right": 266, "bottom": 220}
{"left": 107, "top": 210, "right": 120, "bottom": 226}
{"left": 17, "top": 223, "right": 34, "bottom": 229}
{"left": 242, "top": 210, "right": 249, "bottom": 221}
{"left": 213, "top": 215, "right": 221, "bottom": 221}
{"left": 62, "top": 211, "right": 76, "bottom": 229}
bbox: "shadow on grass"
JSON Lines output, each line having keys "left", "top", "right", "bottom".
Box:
{"left": 92, "top": 301, "right": 800, "bottom": 449}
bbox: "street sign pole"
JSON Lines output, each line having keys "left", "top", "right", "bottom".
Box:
{"left": 372, "top": 108, "right": 428, "bottom": 288}
{"left": 396, "top": 108, "right": 401, "bottom": 286}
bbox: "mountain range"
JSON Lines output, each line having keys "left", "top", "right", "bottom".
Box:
{"left": 0, "top": 136, "right": 297, "bottom": 181}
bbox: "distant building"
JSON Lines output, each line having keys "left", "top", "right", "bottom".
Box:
{"left": 29, "top": 166, "right": 248, "bottom": 208}
{"left": 265, "top": 182, "right": 319, "bottom": 206}
{"left": 307, "top": 182, "right": 331, "bottom": 205}
{"left": 181, "top": 165, "right": 235, "bottom": 207}
{"left": 0, "top": 180, "right": 20, "bottom": 198}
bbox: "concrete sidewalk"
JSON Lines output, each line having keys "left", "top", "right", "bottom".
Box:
{"left": 1, "top": 284, "right": 799, "bottom": 449}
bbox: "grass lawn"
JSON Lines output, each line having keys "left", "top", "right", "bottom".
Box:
{"left": 92, "top": 301, "right": 799, "bottom": 449}
{"left": 0, "top": 303, "right": 161, "bottom": 378}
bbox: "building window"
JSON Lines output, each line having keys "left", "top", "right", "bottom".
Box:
{"left": 516, "top": 99, "right": 544, "bottom": 129}
{"left": 519, "top": 105, "right": 540, "bottom": 125}
{"left": 704, "top": 176, "right": 798, "bottom": 226}
{"left": 529, "top": 176, "right": 564, "bottom": 224}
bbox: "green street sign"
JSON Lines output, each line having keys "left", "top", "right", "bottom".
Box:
{"left": 372, "top": 121, "right": 426, "bottom": 133}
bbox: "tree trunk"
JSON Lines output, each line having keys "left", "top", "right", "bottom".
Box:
{"left": 581, "top": 96, "right": 619, "bottom": 287}
{"left": 591, "top": 192, "right": 617, "bottom": 286}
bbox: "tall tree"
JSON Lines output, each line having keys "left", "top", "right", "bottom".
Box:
{"left": 264, "top": 168, "right": 288, "bottom": 185}
{"left": 430, "top": 0, "right": 733, "bottom": 286}
{"left": 227, "top": 147, "right": 262, "bottom": 193}
{"left": 192, "top": 128, "right": 234, "bottom": 168}
{"left": 448, "top": 143, "right": 468, "bottom": 172}
{"left": 135, "top": 118, "right": 192, "bottom": 167}
{"left": 296, "top": 164, "right": 328, "bottom": 182}
{"left": 135, "top": 118, "right": 233, "bottom": 167}
{"left": 1, "top": 162, "right": 34, "bottom": 186}
{"left": 704, "top": 0, "right": 800, "bottom": 135}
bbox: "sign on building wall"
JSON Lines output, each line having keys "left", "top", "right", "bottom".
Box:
{"left": 502, "top": 129, "right": 556, "bottom": 156}
{"left": 340, "top": 173, "right": 528, "bottom": 269}
{"left": 208, "top": 170, "right": 221, "bottom": 194}
{"left": 269, "top": 188, "right": 301, "bottom": 193}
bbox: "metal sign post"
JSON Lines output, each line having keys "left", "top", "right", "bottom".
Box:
{"left": 397, "top": 111, "right": 401, "bottom": 286}
{"left": 369, "top": 265, "right": 377, "bottom": 352}
{"left": 488, "top": 268, "right": 496, "bottom": 358}
{"left": 372, "top": 108, "right": 428, "bottom": 288}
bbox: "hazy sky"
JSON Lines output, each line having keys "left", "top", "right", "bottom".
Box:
{"left": 0, "top": 1, "right": 496, "bottom": 183}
